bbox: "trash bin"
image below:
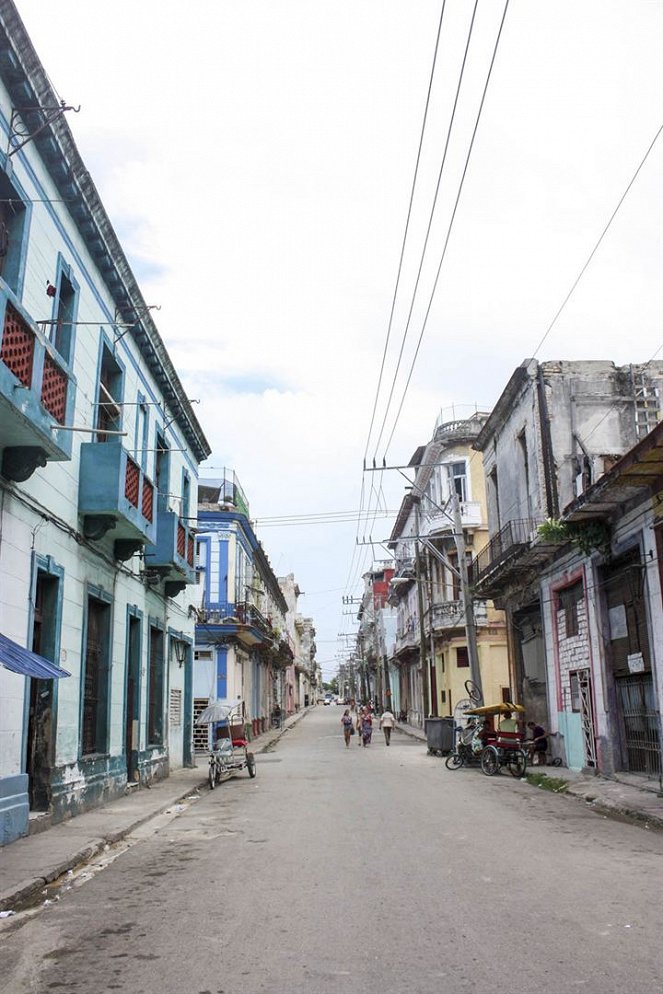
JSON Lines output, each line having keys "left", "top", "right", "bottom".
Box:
{"left": 425, "top": 716, "right": 455, "bottom": 755}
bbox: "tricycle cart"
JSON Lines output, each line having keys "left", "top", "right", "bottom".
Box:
{"left": 445, "top": 702, "right": 528, "bottom": 778}
{"left": 196, "top": 701, "right": 257, "bottom": 788}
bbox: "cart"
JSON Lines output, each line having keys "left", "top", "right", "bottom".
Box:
{"left": 196, "top": 701, "right": 257, "bottom": 788}
{"left": 445, "top": 702, "right": 528, "bottom": 778}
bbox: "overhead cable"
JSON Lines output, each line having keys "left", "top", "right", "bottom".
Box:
{"left": 383, "top": 0, "right": 511, "bottom": 459}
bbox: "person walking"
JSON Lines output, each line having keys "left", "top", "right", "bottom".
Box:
{"left": 356, "top": 706, "right": 364, "bottom": 746}
{"left": 379, "top": 707, "right": 395, "bottom": 745}
{"left": 341, "top": 708, "right": 354, "bottom": 748}
{"left": 360, "top": 709, "right": 373, "bottom": 747}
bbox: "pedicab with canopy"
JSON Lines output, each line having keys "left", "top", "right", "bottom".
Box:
{"left": 196, "top": 701, "right": 257, "bottom": 788}
{"left": 445, "top": 702, "right": 528, "bottom": 778}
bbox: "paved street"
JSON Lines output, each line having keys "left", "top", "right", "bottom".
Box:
{"left": 2, "top": 708, "right": 663, "bottom": 994}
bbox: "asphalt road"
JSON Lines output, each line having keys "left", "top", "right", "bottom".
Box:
{"left": 2, "top": 707, "right": 663, "bottom": 994}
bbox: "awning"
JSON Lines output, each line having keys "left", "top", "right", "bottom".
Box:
{"left": 0, "top": 632, "right": 71, "bottom": 679}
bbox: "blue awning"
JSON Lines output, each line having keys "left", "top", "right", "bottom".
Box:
{"left": 0, "top": 632, "right": 71, "bottom": 679}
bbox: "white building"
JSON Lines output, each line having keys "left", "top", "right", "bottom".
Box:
{"left": 0, "top": 3, "right": 210, "bottom": 844}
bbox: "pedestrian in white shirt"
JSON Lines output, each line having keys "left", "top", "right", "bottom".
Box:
{"left": 379, "top": 708, "right": 396, "bottom": 746}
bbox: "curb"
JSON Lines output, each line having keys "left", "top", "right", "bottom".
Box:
{"left": 0, "top": 709, "right": 309, "bottom": 914}
{"left": 562, "top": 786, "right": 663, "bottom": 833}
{"left": 0, "top": 780, "right": 207, "bottom": 914}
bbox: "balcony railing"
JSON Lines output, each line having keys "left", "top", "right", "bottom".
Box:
{"left": 198, "top": 469, "right": 250, "bottom": 517}
{"left": 423, "top": 500, "right": 482, "bottom": 537}
{"left": 79, "top": 443, "right": 157, "bottom": 556}
{"left": 0, "top": 292, "right": 75, "bottom": 479}
{"left": 470, "top": 518, "right": 544, "bottom": 591}
{"left": 144, "top": 509, "right": 196, "bottom": 585}
{"left": 427, "top": 599, "right": 488, "bottom": 631}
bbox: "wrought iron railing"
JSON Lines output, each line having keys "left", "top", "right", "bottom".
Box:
{"left": 470, "top": 518, "right": 541, "bottom": 585}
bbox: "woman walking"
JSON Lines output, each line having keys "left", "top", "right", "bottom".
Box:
{"left": 360, "top": 709, "right": 373, "bottom": 747}
{"left": 341, "top": 708, "right": 354, "bottom": 748}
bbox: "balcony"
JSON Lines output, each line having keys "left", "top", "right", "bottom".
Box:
{"left": 395, "top": 617, "right": 419, "bottom": 655}
{"left": 78, "top": 443, "right": 156, "bottom": 559}
{"left": 428, "top": 599, "right": 488, "bottom": 632}
{"left": 422, "top": 500, "right": 482, "bottom": 538}
{"left": 198, "top": 469, "right": 249, "bottom": 516}
{"left": 144, "top": 509, "right": 196, "bottom": 594}
{"left": 470, "top": 517, "right": 556, "bottom": 598}
{"left": 0, "top": 292, "right": 75, "bottom": 480}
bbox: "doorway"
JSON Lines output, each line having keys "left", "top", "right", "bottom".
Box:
{"left": 27, "top": 571, "right": 58, "bottom": 810}
{"left": 125, "top": 614, "right": 141, "bottom": 782}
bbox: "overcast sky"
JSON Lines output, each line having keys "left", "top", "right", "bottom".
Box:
{"left": 16, "top": 1, "right": 663, "bottom": 676}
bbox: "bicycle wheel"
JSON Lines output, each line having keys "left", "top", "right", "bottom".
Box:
{"left": 508, "top": 749, "right": 527, "bottom": 778}
{"left": 445, "top": 752, "right": 464, "bottom": 770}
{"left": 481, "top": 746, "right": 499, "bottom": 777}
{"left": 464, "top": 679, "right": 483, "bottom": 704}
{"left": 208, "top": 763, "right": 216, "bottom": 790}
{"left": 247, "top": 753, "right": 256, "bottom": 778}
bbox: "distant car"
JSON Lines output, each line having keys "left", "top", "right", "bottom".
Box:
{"left": 335, "top": 697, "right": 344, "bottom": 705}
{"left": 323, "top": 694, "right": 333, "bottom": 706}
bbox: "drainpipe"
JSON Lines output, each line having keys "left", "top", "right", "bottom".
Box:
{"left": 536, "top": 366, "right": 559, "bottom": 519}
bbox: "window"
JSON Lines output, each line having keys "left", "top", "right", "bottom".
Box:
{"left": 456, "top": 646, "right": 469, "bottom": 668}
{"left": 135, "top": 395, "right": 148, "bottom": 469}
{"left": 82, "top": 596, "right": 111, "bottom": 756}
{"left": 50, "top": 260, "right": 78, "bottom": 364}
{"left": 155, "top": 431, "right": 170, "bottom": 511}
{"left": 95, "top": 342, "right": 124, "bottom": 441}
{"left": 182, "top": 470, "right": 191, "bottom": 521}
{"left": 450, "top": 462, "right": 467, "bottom": 502}
{"left": 559, "top": 581, "right": 583, "bottom": 638}
{"left": 569, "top": 672, "right": 581, "bottom": 712}
{"left": 0, "top": 168, "right": 28, "bottom": 294}
{"left": 148, "top": 625, "right": 165, "bottom": 744}
{"left": 517, "top": 430, "right": 532, "bottom": 517}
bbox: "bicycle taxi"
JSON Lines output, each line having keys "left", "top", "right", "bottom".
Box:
{"left": 196, "top": 701, "right": 257, "bottom": 789}
{"left": 446, "top": 702, "right": 528, "bottom": 778}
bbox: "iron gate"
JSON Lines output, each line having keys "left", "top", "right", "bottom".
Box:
{"left": 616, "top": 674, "right": 661, "bottom": 775}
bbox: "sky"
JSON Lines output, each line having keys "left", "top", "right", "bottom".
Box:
{"left": 16, "top": 0, "right": 663, "bottom": 678}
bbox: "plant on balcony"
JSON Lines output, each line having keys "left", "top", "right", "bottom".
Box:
{"left": 537, "top": 518, "right": 611, "bottom": 559}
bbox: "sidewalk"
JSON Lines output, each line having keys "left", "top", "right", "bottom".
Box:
{"left": 394, "top": 720, "right": 663, "bottom": 832}
{"left": 0, "top": 708, "right": 308, "bottom": 914}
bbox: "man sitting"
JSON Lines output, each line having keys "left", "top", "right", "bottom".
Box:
{"left": 526, "top": 721, "right": 548, "bottom": 765}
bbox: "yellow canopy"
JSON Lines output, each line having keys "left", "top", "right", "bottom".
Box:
{"left": 465, "top": 702, "right": 525, "bottom": 717}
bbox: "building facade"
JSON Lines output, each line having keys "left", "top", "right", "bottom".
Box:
{"left": 0, "top": 2, "right": 210, "bottom": 844}
{"left": 193, "top": 477, "right": 292, "bottom": 751}
{"left": 388, "top": 414, "right": 509, "bottom": 726}
{"left": 471, "top": 359, "right": 663, "bottom": 774}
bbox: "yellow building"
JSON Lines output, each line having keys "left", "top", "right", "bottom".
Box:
{"left": 389, "top": 415, "right": 509, "bottom": 724}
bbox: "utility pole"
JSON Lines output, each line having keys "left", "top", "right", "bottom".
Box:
{"left": 414, "top": 500, "right": 430, "bottom": 720}
{"left": 451, "top": 492, "right": 483, "bottom": 699}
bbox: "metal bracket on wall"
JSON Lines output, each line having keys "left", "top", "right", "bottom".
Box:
{"left": 7, "top": 101, "right": 81, "bottom": 158}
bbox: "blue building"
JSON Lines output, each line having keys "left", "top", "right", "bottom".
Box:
{"left": 193, "top": 477, "right": 292, "bottom": 751}
{"left": 0, "top": 3, "right": 210, "bottom": 844}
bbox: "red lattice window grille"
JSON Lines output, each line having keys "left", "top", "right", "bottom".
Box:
{"left": 41, "top": 353, "right": 68, "bottom": 424}
{"left": 124, "top": 457, "right": 140, "bottom": 507}
{"left": 177, "top": 521, "right": 186, "bottom": 558}
{"left": 142, "top": 479, "right": 154, "bottom": 522}
{"left": 187, "top": 534, "right": 194, "bottom": 567}
{"left": 1, "top": 303, "right": 35, "bottom": 388}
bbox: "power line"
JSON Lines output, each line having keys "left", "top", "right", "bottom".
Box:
{"left": 350, "top": 1, "right": 448, "bottom": 603}
{"left": 531, "top": 120, "right": 663, "bottom": 358}
{"left": 383, "top": 0, "right": 511, "bottom": 460}
{"left": 371, "top": 0, "right": 479, "bottom": 460}
{"left": 362, "top": 0, "right": 447, "bottom": 465}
